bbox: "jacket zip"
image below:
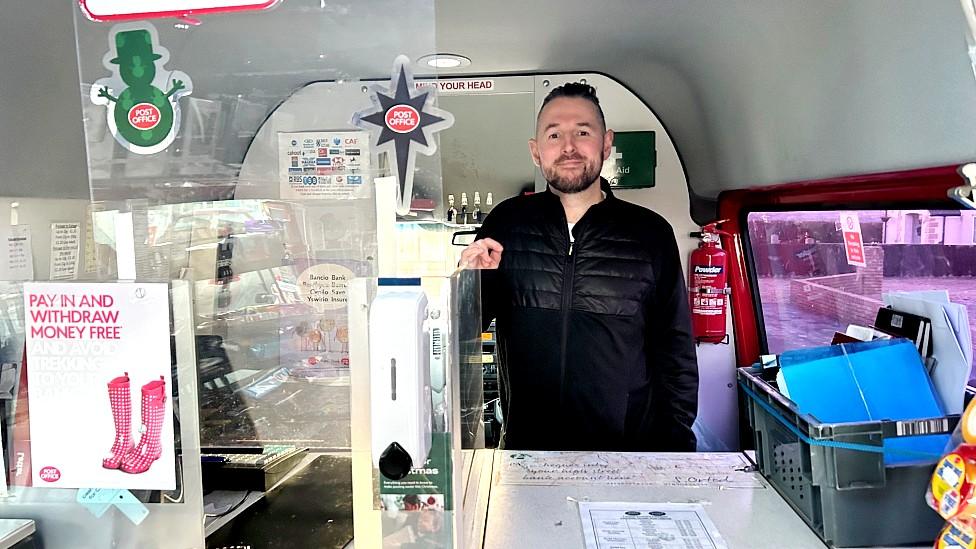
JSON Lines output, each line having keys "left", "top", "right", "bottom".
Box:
{"left": 559, "top": 225, "right": 576, "bottom": 413}
{"left": 554, "top": 190, "right": 605, "bottom": 424}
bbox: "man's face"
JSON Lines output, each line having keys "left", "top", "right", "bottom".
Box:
{"left": 529, "top": 96, "right": 613, "bottom": 194}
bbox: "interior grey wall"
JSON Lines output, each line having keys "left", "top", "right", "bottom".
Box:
{"left": 676, "top": 1, "right": 976, "bottom": 194}
{"left": 435, "top": 0, "right": 976, "bottom": 207}
{"left": 0, "top": 0, "right": 89, "bottom": 199}
{"left": 435, "top": 92, "right": 537, "bottom": 205}
{"left": 4, "top": 1, "right": 976, "bottom": 209}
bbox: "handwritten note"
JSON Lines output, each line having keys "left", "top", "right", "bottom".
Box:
{"left": 49, "top": 222, "right": 81, "bottom": 280}
{"left": 0, "top": 225, "right": 33, "bottom": 281}
{"left": 499, "top": 451, "right": 765, "bottom": 489}
{"left": 84, "top": 217, "right": 97, "bottom": 274}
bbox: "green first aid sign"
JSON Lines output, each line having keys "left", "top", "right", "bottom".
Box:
{"left": 603, "top": 130, "right": 656, "bottom": 189}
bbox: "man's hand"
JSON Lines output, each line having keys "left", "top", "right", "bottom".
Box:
{"left": 460, "top": 238, "right": 503, "bottom": 269}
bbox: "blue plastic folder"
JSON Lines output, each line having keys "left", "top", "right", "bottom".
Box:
{"left": 778, "top": 339, "right": 949, "bottom": 465}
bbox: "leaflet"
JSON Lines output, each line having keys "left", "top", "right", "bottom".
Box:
{"left": 49, "top": 222, "right": 81, "bottom": 280}
{"left": 579, "top": 502, "right": 729, "bottom": 549}
{"left": 0, "top": 225, "right": 33, "bottom": 281}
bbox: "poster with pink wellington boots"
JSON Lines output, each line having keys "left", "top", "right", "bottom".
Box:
{"left": 23, "top": 282, "right": 176, "bottom": 490}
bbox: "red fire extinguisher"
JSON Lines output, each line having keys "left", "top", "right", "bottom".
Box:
{"left": 689, "top": 221, "right": 731, "bottom": 344}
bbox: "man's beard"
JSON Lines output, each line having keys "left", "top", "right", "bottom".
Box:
{"left": 543, "top": 155, "right": 602, "bottom": 194}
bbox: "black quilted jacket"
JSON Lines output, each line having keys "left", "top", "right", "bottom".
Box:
{"left": 477, "top": 180, "right": 698, "bottom": 451}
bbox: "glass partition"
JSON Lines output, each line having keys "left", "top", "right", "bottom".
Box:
{"left": 74, "top": 1, "right": 441, "bottom": 208}
{"left": 74, "top": 0, "right": 440, "bottom": 457}
{"left": 348, "top": 269, "right": 483, "bottom": 548}
{"left": 55, "top": 0, "right": 443, "bottom": 546}
{"left": 89, "top": 197, "right": 372, "bottom": 450}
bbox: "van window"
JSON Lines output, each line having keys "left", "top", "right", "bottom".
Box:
{"left": 747, "top": 210, "right": 976, "bottom": 382}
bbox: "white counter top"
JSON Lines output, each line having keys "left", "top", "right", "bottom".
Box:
{"left": 476, "top": 451, "right": 932, "bottom": 549}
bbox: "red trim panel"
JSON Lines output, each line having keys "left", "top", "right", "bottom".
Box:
{"left": 717, "top": 164, "right": 964, "bottom": 367}
{"left": 79, "top": 0, "right": 280, "bottom": 22}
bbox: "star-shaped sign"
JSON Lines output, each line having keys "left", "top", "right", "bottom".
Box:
{"left": 352, "top": 55, "right": 454, "bottom": 214}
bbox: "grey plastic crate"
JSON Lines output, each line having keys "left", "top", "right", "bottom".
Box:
{"left": 739, "top": 365, "right": 958, "bottom": 547}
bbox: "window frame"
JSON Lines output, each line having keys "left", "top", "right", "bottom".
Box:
{"left": 717, "top": 164, "right": 965, "bottom": 367}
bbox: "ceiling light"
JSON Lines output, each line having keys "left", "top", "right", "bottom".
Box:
{"left": 418, "top": 54, "right": 471, "bottom": 69}
{"left": 430, "top": 58, "right": 461, "bottom": 68}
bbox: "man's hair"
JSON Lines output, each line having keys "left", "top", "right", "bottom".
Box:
{"left": 538, "top": 82, "right": 606, "bottom": 131}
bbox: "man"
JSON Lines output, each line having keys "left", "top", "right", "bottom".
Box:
{"left": 460, "top": 82, "right": 698, "bottom": 451}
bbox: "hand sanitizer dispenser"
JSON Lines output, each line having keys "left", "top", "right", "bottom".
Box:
{"left": 369, "top": 279, "right": 433, "bottom": 480}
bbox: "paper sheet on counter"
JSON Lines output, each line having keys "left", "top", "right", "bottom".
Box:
{"left": 579, "top": 502, "right": 729, "bottom": 549}
{"left": 499, "top": 451, "right": 764, "bottom": 488}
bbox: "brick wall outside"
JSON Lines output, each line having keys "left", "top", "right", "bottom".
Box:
{"left": 861, "top": 246, "right": 883, "bottom": 298}
{"left": 788, "top": 246, "right": 884, "bottom": 326}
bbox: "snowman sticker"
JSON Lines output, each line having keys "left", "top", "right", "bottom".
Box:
{"left": 90, "top": 23, "right": 192, "bottom": 155}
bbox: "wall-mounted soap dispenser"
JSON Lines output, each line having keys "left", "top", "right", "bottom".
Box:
{"left": 368, "top": 278, "right": 433, "bottom": 480}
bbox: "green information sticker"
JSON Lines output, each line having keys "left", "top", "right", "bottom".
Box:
{"left": 379, "top": 432, "right": 453, "bottom": 510}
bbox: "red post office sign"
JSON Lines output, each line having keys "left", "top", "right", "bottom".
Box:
{"left": 385, "top": 105, "right": 420, "bottom": 134}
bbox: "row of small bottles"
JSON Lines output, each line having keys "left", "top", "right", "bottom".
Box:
{"left": 446, "top": 191, "right": 492, "bottom": 224}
